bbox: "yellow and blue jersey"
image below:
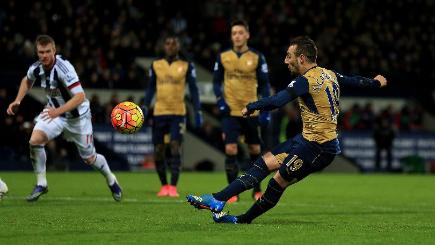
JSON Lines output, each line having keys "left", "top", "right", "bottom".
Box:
{"left": 246, "top": 65, "right": 381, "bottom": 153}
{"left": 213, "top": 48, "right": 270, "bottom": 117}
{"left": 293, "top": 66, "right": 340, "bottom": 143}
{"left": 144, "top": 57, "right": 200, "bottom": 116}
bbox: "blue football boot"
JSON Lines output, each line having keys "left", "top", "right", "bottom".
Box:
{"left": 186, "top": 194, "right": 225, "bottom": 213}
{"left": 212, "top": 211, "right": 238, "bottom": 224}
{"left": 26, "top": 185, "right": 48, "bottom": 202}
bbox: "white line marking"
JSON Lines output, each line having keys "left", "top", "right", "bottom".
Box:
{"left": 3, "top": 196, "right": 185, "bottom": 204}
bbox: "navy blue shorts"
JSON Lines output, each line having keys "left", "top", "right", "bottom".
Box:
{"left": 152, "top": 115, "right": 186, "bottom": 144}
{"left": 271, "top": 134, "right": 339, "bottom": 182}
{"left": 222, "top": 116, "right": 261, "bottom": 145}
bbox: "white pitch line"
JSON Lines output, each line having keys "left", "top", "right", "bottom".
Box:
{"left": 3, "top": 196, "right": 185, "bottom": 204}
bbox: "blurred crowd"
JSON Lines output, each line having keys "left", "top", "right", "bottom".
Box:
{"left": 340, "top": 103, "right": 424, "bottom": 132}
{"left": 1, "top": 0, "right": 434, "bottom": 168}
{"left": 0, "top": 0, "right": 434, "bottom": 94}
{"left": 0, "top": 86, "right": 429, "bottom": 171}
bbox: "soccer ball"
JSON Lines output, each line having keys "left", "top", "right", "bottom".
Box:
{"left": 111, "top": 101, "right": 144, "bottom": 134}
{"left": 0, "top": 178, "right": 8, "bottom": 200}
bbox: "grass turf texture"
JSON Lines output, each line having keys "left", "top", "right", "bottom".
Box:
{"left": 0, "top": 172, "right": 434, "bottom": 244}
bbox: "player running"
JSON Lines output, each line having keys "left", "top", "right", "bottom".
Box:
{"left": 6, "top": 35, "right": 122, "bottom": 202}
{"left": 187, "top": 36, "right": 387, "bottom": 223}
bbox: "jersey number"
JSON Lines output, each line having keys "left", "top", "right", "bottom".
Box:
{"left": 325, "top": 83, "right": 339, "bottom": 122}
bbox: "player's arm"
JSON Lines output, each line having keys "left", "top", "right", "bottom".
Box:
{"left": 56, "top": 92, "right": 85, "bottom": 115}
{"left": 212, "top": 54, "right": 229, "bottom": 114}
{"left": 143, "top": 64, "right": 156, "bottom": 110}
{"left": 187, "top": 62, "right": 201, "bottom": 111}
{"left": 7, "top": 76, "right": 33, "bottom": 115}
{"left": 243, "top": 76, "right": 308, "bottom": 117}
{"left": 257, "top": 53, "right": 271, "bottom": 99}
{"left": 335, "top": 72, "right": 387, "bottom": 88}
{"left": 256, "top": 53, "right": 272, "bottom": 125}
{"left": 186, "top": 62, "right": 203, "bottom": 127}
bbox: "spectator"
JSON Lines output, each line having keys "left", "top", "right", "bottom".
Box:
{"left": 373, "top": 117, "right": 396, "bottom": 172}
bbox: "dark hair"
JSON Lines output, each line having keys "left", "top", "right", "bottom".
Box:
{"left": 289, "top": 36, "right": 317, "bottom": 63}
{"left": 230, "top": 19, "right": 249, "bottom": 32}
{"left": 164, "top": 34, "right": 180, "bottom": 44}
{"left": 35, "top": 34, "right": 55, "bottom": 47}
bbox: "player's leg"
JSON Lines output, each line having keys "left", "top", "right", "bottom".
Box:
{"left": 230, "top": 151, "right": 336, "bottom": 224}
{"left": 222, "top": 117, "right": 241, "bottom": 202}
{"left": 167, "top": 140, "right": 181, "bottom": 197}
{"left": 78, "top": 140, "right": 121, "bottom": 201}
{"left": 155, "top": 144, "right": 169, "bottom": 196}
{"left": 243, "top": 116, "right": 264, "bottom": 199}
{"left": 67, "top": 114, "right": 121, "bottom": 201}
{"left": 186, "top": 139, "right": 293, "bottom": 212}
{"left": 375, "top": 145, "right": 381, "bottom": 172}
{"left": 27, "top": 115, "right": 64, "bottom": 201}
{"left": 223, "top": 117, "right": 240, "bottom": 183}
{"left": 153, "top": 116, "right": 170, "bottom": 196}
{"left": 386, "top": 146, "right": 393, "bottom": 172}
{"left": 212, "top": 139, "right": 292, "bottom": 202}
{"left": 29, "top": 130, "right": 49, "bottom": 187}
{"left": 166, "top": 116, "right": 185, "bottom": 197}
{"left": 248, "top": 144, "right": 263, "bottom": 200}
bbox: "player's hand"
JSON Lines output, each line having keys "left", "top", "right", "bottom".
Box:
{"left": 6, "top": 101, "right": 20, "bottom": 116}
{"left": 374, "top": 75, "right": 387, "bottom": 87}
{"left": 40, "top": 107, "right": 61, "bottom": 122}
{"left": 259, "top": 111, "right": 271, "bottom": 126}
{"left": 195, "top": 111, "right": 204, "bottom": 128}
{"left": 216, "top": 97, "right": 230, "bottom": 115}
{"left": 242, "top": 107, "right": 254, "bottom": 118}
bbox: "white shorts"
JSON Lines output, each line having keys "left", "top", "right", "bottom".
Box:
{"left": 34, "top": 111, "right": 96, "bottom": 159}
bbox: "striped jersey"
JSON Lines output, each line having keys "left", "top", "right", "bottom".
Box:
{"left": 26, "top": 55, "right": 89, "bottom": 118}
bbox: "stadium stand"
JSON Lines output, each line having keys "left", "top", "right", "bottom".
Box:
{"left": 0, "top": 0, "right": 434, "bottom": 171}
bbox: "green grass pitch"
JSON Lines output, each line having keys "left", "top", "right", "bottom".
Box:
{"left": 0, "top": 172, "right": 434, "bottom": 244}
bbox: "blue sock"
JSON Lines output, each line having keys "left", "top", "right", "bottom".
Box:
{"left": 250, "top": 153, "right": 262, "bottom": 193}
{"left": 170, "top": 154, "right": 181, "bottom": 186}
{"left": 224, "top": 154, "right": 238, "bottom": 184}
{"left": 154, "top": 145, "right": 167, "bottom": 185}
{"left": 237, "top": 178, "right": 285, "bottom": 224}
{"left": 155, "top": 160, "right": 167, "bottom": 185}
{"left": 213, "top": 156, "right": 269, "bottom": 201}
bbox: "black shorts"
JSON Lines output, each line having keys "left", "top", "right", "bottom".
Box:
{"left": 222, "top": 116, "right": 261, "bottom": 145}
{"left": 271, "top": 134, "right": 339, "bottom": 182}
{"left": 152, "top": 115, "right": 185, "bottom": 144}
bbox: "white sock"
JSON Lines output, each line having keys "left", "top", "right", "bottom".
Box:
{"left": 92, "top": 153, "right": 116, "bottom": 185}
{"left": 30, "top": 145, "right": 47, "bottom": 187}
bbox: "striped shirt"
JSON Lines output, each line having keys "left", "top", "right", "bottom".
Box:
{"left": 27, "top": 55, "right": 89, "bottom": 118}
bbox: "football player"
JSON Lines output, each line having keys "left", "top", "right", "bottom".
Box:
{"left": 187, "top": 36, "right": 387, "bottom": 224}
{"left": 6, "top": 35, "right": 122, "bottom": 202}
{"left": 143, "top": 35, "right": 202, "bottom": 197}
{"left": 213, "top": 19, "right": 271, "bottom": 202}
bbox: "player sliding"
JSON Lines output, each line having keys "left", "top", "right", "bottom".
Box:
{"left": 6, "top": 35, "right": 122, "bottom": 202}
{"left": 187, "top": 36, "right": 387, "bottom": 223}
